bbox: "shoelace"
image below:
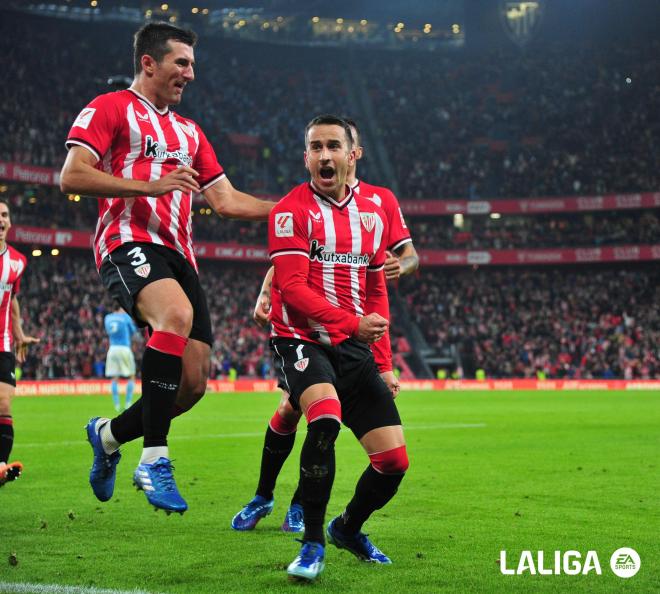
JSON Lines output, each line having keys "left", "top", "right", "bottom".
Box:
{"left": 355, "top": 532, "right": 377, "bottom": 555}
{"left": 151, "top": 460, "right": 177, "bottom": 492}
{"left": 289, "top": 508, "right": 303, "bottom": 523}
{"left": 99, "top": 451, "right": 118, "bottom": 477}
{"left": 294, "top": 540, "right": 322, "bottom": 562}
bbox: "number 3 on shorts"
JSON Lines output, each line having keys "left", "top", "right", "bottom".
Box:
{"left": 127, "top": 246, "right": 147, "bottom": 267}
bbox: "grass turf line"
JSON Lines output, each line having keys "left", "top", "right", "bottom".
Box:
{"left": 2, "top": 390, "right": 658, "bottom": 593}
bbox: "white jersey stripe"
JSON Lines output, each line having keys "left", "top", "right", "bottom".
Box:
{"left": 117, "top": 103, "right": 145, "bottom": 248}
{"left": 145, "top": 109, "right": 170, "bottom": 246}
{"left": 1, "top": 251, "right": 11, "bottom": 352}
{"left": 167, "top": 113, "right": 190, "bottom": 258}
{"left": 346, "top": 199, "right": 364, "bottom": 315}
{"left": 281, "top": 302, "right": 300, "bottom": 339}
{"left": 374, "top": 212, "right": 385, "bottom": 256}
{"left": 316, "top": 197, "right": 339, "bottom": 307}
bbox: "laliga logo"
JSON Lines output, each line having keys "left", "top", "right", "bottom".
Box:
{"left": 500, "top": 548, "right": 640, "bottom": 578}
{"left": 499, "top": 550, "right": 602, "bottom": 575}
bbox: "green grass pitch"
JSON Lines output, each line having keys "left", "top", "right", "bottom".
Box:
{"left": 2, "top": 390, "right": 658, "bottom": 593}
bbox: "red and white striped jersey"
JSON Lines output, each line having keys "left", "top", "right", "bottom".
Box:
{"left": 66, "top": 89, "right": 225, "bottom": 270}
{"left": 268, "top": 183, "right": 388, "bottom": 348}
{"left": 352, "top": 179, "right": 412, "bottom": 253}
{"left": 0, "top": 245, "right": 26, "bottom": 353}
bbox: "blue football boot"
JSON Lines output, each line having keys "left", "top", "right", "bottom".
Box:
{"left": 326, "top": 517, "right": 392, "bottom": 564}
{"left": 281, "top": 503, "right": 305, "bottom": 533}
{"left": 133, "top": 457, "right": 187, "bottom": 514}
{"left": 231, "top": 494, "right": 274, "bottom": 530}
{"left": 287, "top": 541, "right": 325, "bottom": 582}
{"left": 85, "top": 417, "right": 121, "bottom": 502}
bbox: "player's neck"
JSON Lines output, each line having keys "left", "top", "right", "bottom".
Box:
{"left": 347, "top": 170, "right": 357, "bottom": 187}
{"left": 0, "top": 240, "right": 6, "bottom": 254}
{"left": 310, "top": 180, "right": 350, "bottom": 203}
{"left": 129, "top": 81, "right": 168, "bottom": 112}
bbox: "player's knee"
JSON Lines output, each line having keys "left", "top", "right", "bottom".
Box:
{"left": 369, "top": 445, "right": 409, "bottom": 475}
{"left": 159, "top": 303, "right": 193, "bottom": 336}
{"left": 269, "top": 409, "right": 299, "bottom": 435}
{"left": 305, "top": 398, "right": 342, "bottom": 451}
{"left": 277, "top": 397, "right": 301, "bottom": 427}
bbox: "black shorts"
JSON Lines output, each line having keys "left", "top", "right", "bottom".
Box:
{"left": 271, "top": 337, "right": 401, "bottom": 440}
{"left": 99, "top": 242, "right": 213, "bottom": 346}
{"left": 0, "top": 352, "right": 16, "bottom": 387}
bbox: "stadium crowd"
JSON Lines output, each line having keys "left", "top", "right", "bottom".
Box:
{"left": 13, "top": 248, "right": 658, "bottom": 381}
{"left": 6, "top": 186, "right": 657, "bottom": 250}
{"left": 409, "top": 210, "right": 660, "bottom": 250}
{"left": 2, "top": 12, "right": 658, "bottom": 201}
{"left": 399, "top": 267, "right": 659, "bottom": 379}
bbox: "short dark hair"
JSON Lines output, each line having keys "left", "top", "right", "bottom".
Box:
{"left": 133, "top": 22, "right": 197, "bottom": 75}
{"left": 342, "top": 117, "right": 360, "bottom": 146}
{"left": 0, "top": 200, "right": 10, "bottom": 214}
{"left": 305, "top": 114, "right": 353, "bottom": 150}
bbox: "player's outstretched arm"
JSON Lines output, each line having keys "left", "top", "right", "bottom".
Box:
{"left": 203, "top": 176, "right": 273, "bottom": 221}
{"left": 253, "top": 266, "right": 274, "bottom": 327}
{"left": 11, "top": 297, "right": 39, "bottom": 364}
{"left": 60, "top": 146, "right": 201, "bottom": 198}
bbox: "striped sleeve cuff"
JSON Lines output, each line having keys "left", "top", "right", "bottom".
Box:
{"left": 65, "top": 138, "right": 101, "bottom": 162}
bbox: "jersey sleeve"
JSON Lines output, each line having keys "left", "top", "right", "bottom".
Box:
{"left": 11, "top": 256, "right": 27, "bottom": 297}
{"left": 365, "top": 268, "right": 392, "bottom": 372}
{"left": 381, "top": 188, "right": 412, "bottom": 252}
{"left": 268, "top": 201, "right": 310, "bottom": 259}
{"left": 367, "top": 210, "right": 388, "bottom": 272}
{"left": 192, "top": 124, "right": 225, "bottom": 191}
{"left": 66, "top": 94, "right": 120, "bottom": 162}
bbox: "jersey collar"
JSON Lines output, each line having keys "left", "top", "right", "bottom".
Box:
{"left": 127, "top": 88, "right": 169, "bottom": 116}
{"left": 309, "top": 182, "right": 354, "bottom": 210}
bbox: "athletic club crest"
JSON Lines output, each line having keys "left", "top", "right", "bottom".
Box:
{"left": 134, "top": 263, "right": 151, "bottom": 278}
{"left": 499, "top": 1, "right": 545, "bottom": 47}
{"left": 360, "top": 213, "right": 376, "bottom": 233}
{"left": 294, "top": 358, "right": 309, "bottom": 372}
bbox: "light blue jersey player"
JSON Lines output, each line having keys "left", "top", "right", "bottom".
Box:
{"left": 104, "top": 305, "right": 138, "bottom": 411}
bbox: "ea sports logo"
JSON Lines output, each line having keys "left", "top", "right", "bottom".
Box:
{"left": 610, "top": 548, "right": 640, "bottom": 578}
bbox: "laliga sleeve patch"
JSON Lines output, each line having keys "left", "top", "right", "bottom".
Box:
{"left": 73, "top": 107, "right": 96, "bottom": 130}
{"left": 275, "top": 212, "right": 294, "bottom": 237}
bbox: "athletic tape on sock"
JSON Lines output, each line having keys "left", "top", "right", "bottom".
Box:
{"left": 269, "top": 410, "right": 299, "bottom": 435}
{"left": 305, "top": 397, "right": 341, "bottom": 424}
{"left": 146, "top": 331, "right": 188, "bottom": 357}
{"left": 369, "top": 445, "right": 409, "bottom": 474}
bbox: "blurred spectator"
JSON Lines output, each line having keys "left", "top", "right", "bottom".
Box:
{"left": 398, "top": 266, "right": 659, "bottom": 379}
{"left": 1, "top": 13, "right": 657, "bottom": 200}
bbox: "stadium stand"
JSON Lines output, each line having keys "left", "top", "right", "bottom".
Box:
{"left": 1, "top": 10, "right": 658, "bottom": 380}
{"left": 1, "top": 12, "right": 658, "bottom": 199}
{"left": 398, "top": 266, "right": 659, "bottom": 380}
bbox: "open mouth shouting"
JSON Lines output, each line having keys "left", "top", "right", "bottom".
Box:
{"left": 319, "top": 166, "right": 335, "bottom": 181}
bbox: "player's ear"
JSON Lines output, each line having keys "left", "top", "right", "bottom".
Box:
{"left": 347, "top": 148, "right": 356, "bottom": 167}
{"left": 141, "top": 54, "right": 157, "bottom": 75}
{"left": 304, "top": 151, "right": 310, "bottom": 172}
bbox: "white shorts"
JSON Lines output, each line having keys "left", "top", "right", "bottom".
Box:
{"left": 105, "top": 345, "right": 136, "bottom": 378}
